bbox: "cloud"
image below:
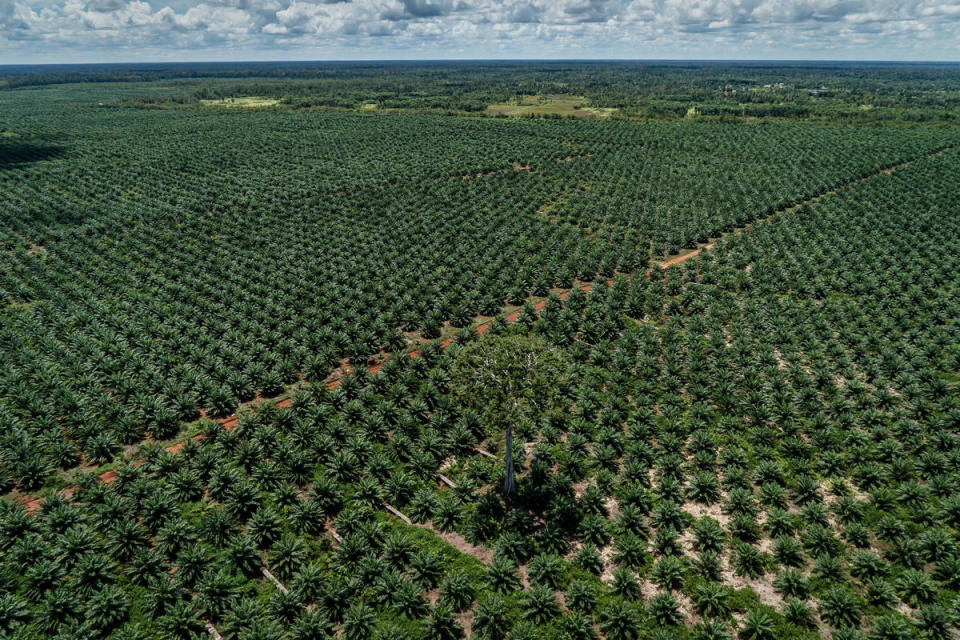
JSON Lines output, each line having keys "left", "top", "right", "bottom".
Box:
{"left": 84, "top": 0, "right": 125, "bottom": 10}
{"left": 398, "top": 0, "right": 445, "bottom": 18}
{"left": 1, "top": 0, "right": 958, "bottom": 61}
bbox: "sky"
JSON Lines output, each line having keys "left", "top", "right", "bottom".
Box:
{"left": 2, "top": 0, "right": 959, "bottom": 64}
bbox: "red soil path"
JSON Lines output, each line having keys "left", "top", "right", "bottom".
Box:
{"left": 660, "top": 243, "right": 714, "bottom": 269}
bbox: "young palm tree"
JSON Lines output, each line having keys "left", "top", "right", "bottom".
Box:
{"left": 143, "top": 576, "right": 184, "bottom": 619}
{"left": 610, "top": 567, "right": 641, "bottom": 601}
{"left": 195, "top": 569, "right": 239, "bottom": 623}
{"left": 566, "top": 579, "right": 598, "bottom": 614}
{"left": 818, "top": 586, "right": 862, "bottom": 629}
{"left": 523, "top": 585, "right": 561, "bottom": 624}
{"left": 695, "top": 550, "right": 722, "bottom": 581}
{"left": 269, "top": 534, "right": 306, "bottom": 582}
{"left": 600, "top": 600, "right": 640, "bottom": 640}
{"left": 409, "top": 549, "right": 443, "bottom": 590}
{"left": 573, "top": 544, "right": 604, "bottom": 575}
{"left": 897, "top": 568, "right": 937, "bottom": 607}
{"left": 652, "top": 555, "right": 686, "bottom": 591}
{"left": 426, "top": 605, "right": 463, "bottom": 640}
{"left": 733, "top": 543, "right": 767, "bottom": 579}
{"left": 473, "top": 595, "right": 511, "bottom": 640}
{"left": 647, "top": 592, "right": 683, "bottom": 626}
{"left": 693, "top": 619, "right": 732, "bottom": 640}
{"left": 156, "top": 601, "right": 204, "bottom": 640}
{"left": 613, "top": 533, "right": 648, "bottom": 569}
{"left": 782, "top": 599, "right": 816, "bottom": 630}
{"left": 694, "top": 582, "right": 731, "bottom": 619}
{"left": 290, "top": 609, "right": 335, "bottom": 640}
{"left": 527, "top": 553, "right": 564, "bottom": 589}
{"left": 772, "top": 568, "right": 808, "bottom": 599}
{"left": 738, "top": 608, "right": 775, "bottom": 640}
{"left": 692, "top": 517, "right": 726, "bottom": 553}
{"left": 487, "top": 556, "right": 521, "bottom": 594}
{"left": 341, "top": 601, "right": 375, "bottom": 640}
{"left": 439, "top": 569, "right": 475, "bottom": 611}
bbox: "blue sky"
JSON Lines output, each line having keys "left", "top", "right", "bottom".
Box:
{"left": 3, "top": 0, "right": 959, "bottom": 64}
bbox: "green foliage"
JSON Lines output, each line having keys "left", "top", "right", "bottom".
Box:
{"left": 450, "top": 333, "right": 570, "bottom": 431}
{"left": 2, "top": 64, "right": 960, "bottom": 640}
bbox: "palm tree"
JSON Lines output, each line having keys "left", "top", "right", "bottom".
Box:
{"left": 867, "top": 615, "right": 914, "bottom": 640}
{"left": 566, "top": 579, "right": 598, "bottom": 614}
{"left": 176, "top": 544, "right": 210, "bottom": 590}
{"left": 426, "top": 605, "right": 463, "bottom": 640}
{"left": 527, "top": 553, "right": 564, "bottom": 589}
{"left": 439, "top": 569, "right": 475, "bottom": 611}
{"left": 652, "top": 556, "right": 686, "bottom": 591}
{"left": 290, "top": 609, "right": 335, "bottom": 640}
{"left": 226, "top": 534, "right": 262, "bottom": 578}
{"left": 599, "top": 600, "right": 639, "bottom": 640}
{"left": 818, "top": 586, "right": 862, "bottom": 629}
{"left": 487, "top": 556, "right": 521, "bottom": 594}
{"left": 693, "top": 619, "right": 732, "bottom": 640}
{"left": 738, "top": 608, "right": 775, "bottom": 640}
{"left": 695, "top": 582, "right": 731, "bottom": 619}
{"left": 269, "top": 534, "right": 306, "bottom": 582}
{"left": 610, "top": 567, "right": 641, "bottom": 601}
{"left": 195, "top": 569, "right": 238, "bottom": 623}
{"left": 523, "top": 584, "right": 561, "bottom": 624}
{"left": 144, "top": 576, "right": 184, "bottom": 619}
{"left": 913, "top": 604, "right": 952, "bottom": 640}
{"left": 341, "top": 601, "right": 375, "bottom": 640}
{"left": 156, "top": 601, "right": 204, "bottom": 640}
{"left": 410, "top": 549, "right": 444, "bottom": 589}
{"left": 268, "top": 590, "right": 301, "bottom": 625}
{"left": 648, "top": 592, "right": 683, "bottom": 626}
{"left": 126, "top": 547, "right": 166, "bottom": 586}
{"left": 897, "top": 569, "right": 936, "bottom": 607}
{"left": 473, "top": 595, "right": 511, "bottom": 640}
{"left": 106, "top": 518, "right": 148, "bottom": 562}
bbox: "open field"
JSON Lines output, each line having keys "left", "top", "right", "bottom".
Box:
{"left": 199, "top": 96, "right": 282, "bottom": 109}
{"left": 487, "top": 95, "right": 618, "bottom": 118}
{"left": 1, "top": 63, "right": 960, "bottom": 640}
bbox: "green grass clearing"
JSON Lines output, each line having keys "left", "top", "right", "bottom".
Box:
{"left": 199, "top": 96, "right": 281, "bottom": 109}
{"left": 487, "top": 94, "right": 617, "bottom": 118}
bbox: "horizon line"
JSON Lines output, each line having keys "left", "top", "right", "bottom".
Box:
{"left": 4, "top": 57, "right": 960, "bottom": 69}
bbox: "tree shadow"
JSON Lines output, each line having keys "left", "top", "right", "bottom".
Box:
{"left": 0, "top": 140, "right": 67, "bottom": 170}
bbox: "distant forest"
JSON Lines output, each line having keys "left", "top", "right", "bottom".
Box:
{"left": 3, "top": 60, "right": 960, "bottom": 124}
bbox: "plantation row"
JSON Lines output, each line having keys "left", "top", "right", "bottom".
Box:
{"left": 1, "top": 141, "right": 958, "bottom": 639}
{"left": 1, "top": 87, "right": 958, "bottom": 497}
